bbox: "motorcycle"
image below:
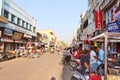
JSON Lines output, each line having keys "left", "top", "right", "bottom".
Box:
{"left": 96, "top": 57, "right": 120, "bottom": 76}
{"left": 50, "top": 47, "right": 55, "bottom": 53}
{"left": 60, "top": 49, "right": 71, "bottom": 65}
{"left": 70, "top": 58, "right": 89, "bottom": 80}
{"left": 71, "top": 68, "right": 89, "bottom": 80}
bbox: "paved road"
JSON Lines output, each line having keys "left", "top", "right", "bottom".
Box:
{"left": 0, "top": 52, "right": 72, "bottom": 80}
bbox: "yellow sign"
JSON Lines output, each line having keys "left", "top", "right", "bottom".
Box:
{"left": 0, "top": 16, "right": 8, "bottom": 23}
{"left": 93, "top": 41, "right": 98, "bottom": 47}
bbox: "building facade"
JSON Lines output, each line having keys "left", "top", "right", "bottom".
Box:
{"left": 38, "top": 30, "right": 56, "bottom": 48}
{"left": 77, "top": 0, "right": 120, "bottom": 50}
{"left": 0, "top": 0, "right": 37, "bottom": 53}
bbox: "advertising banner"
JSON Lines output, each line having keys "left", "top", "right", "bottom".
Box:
{"left": 94, "top": 10, "right": 103, "bottom": 30}
{"left": 107, "top": 22, "right": 120, "bottom": 32}
{"left": 12, "top": 32, "right": 23, "bottom": 40}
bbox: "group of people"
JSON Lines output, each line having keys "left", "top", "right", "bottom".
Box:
{"left": 15, "top": 45, "right": 44, "bottom": 58}
{"left": 70, "top": 45, "right": 105, "bottom": 79}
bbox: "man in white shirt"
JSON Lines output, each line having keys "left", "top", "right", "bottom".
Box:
{"left": 88, "top": 46, "right": 98, "bottom": 73}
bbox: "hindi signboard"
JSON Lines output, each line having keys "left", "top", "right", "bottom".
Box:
{"left": 107, "top": 22, "right": 120, "bottom": 32}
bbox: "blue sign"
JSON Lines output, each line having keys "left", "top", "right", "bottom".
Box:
{"left": 107, "top": 22, "right": 120, "bottom": 32}
{"left": 4, "top": 28, "right": 13, "bottom": 36}
{"left": 117, "top": 13, "right": 120, "bottom": 25}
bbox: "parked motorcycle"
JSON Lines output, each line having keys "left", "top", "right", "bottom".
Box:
{"left": 96, "top": 57, "right": 120, "bottom": 76}
{"left": 60, "top": 49, "right": 71, "bottom": 65}
{"left": 71, "top": 68, "right": 89, "bottom": 80}
{"left": 50, "top": 47, "right": 55, "bottom": 53}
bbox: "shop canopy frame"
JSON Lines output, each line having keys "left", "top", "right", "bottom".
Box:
{"left": 89, "top": 32, "right": 120, "bottom": 80}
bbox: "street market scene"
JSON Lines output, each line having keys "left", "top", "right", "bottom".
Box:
{"left": 0, "top": 0, "right": 120, "bottom": 80}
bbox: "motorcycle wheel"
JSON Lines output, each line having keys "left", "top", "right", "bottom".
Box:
{"left": 97, "top": 64, "right": 104, "bottom": 76}
{"left": 71, "top": 76, "right": 79, "bottom": 80}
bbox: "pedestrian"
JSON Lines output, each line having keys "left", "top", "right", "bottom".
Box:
{"left": 95, "top": 46, "right": 104, "bottom": 66}
{"left": 40, "top": 47, "right": 43, "bottom": 55}
{"left": 87, "top": 46, "right": 98, "bottom": 73}
{"left": 94, "top": 45, "right": 105, "bottom": 75}
{"left": 72, "top": 48, "right": 78, "bottom": 58}
{"left": 56, "top": 45, "right": 60, "bottom": 55}
{"left": 76, "top": 47, "right": 83, "bottom": 59}
{"left": 79, "top": 50, "right": 89, "bottom": 72}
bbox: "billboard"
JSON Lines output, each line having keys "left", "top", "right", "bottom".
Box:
{"left": 12, "top": 32, "right": 23, "bottom": 40}
{"left": 94, "top": 10, "right": 103, "bottom": 30}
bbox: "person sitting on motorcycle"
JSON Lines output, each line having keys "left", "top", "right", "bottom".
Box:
{"left": 72, "top": 48, "right": 78, "bottom": 58}
{"left": 76, "top": 47, "right": 83, "bottom": 59}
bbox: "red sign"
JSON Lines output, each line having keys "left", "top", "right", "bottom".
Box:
{"left": 84, "top": 40, "right": 88, "bottom": 44}
{"left": 94, "top": 10, "right": 103, "bottom": 30}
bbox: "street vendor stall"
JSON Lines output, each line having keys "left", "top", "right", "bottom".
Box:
{"left": 89, "top": 32, "right": 120, "bottom": 80}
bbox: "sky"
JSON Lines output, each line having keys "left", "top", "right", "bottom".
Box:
{"left": 12, "top": 0, "right": 88, "bottom": 44}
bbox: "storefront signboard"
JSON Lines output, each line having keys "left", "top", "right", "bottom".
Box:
{"left": 4, "top": 28, "right": 13, "bottom": 36}
{"left": 107, "top": 22, "right": 120, "bottom": 32}
{"left": 23, "top": 34, "right": 32, "bottom": 38}
{"left": 106, "top": 3, "right": 120, "bottom": 24}
{"left": 12, "top": 32, "right": 23, "bottom": 40}
{"left": 1, "top": 37, "right": 13, "bottom": 42}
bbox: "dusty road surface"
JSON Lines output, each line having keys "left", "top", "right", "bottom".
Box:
{"left": 0, "top": 52, "right": 72, "bottom": 80}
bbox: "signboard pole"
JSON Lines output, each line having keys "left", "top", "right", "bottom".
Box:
{"left": 104, "top": 33, "right": 108, "bottom": 80}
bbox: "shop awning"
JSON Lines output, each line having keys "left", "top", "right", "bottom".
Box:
{"left": 89, "top": 32, "right": 120, "bottom": 41}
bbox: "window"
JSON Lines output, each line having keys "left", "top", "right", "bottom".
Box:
{"left": 11, "top": 14, "right": 15, "bottom": 23}
{"left": 4, "top": 10, "right": 9, "bottom": 19}
{"left": 30, "top": 25, "right": 32, "bottom": 31}
{"left": 17, "top": 18, "right": 21, "bottom": 26}
{"left": 22, "top": 20, "right": 25, "bottom": 27}
{"left": 26, "top": 23, "right": 28, "bottom": 29}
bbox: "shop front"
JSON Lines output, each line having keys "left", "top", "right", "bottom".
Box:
{"left": 89, "top": 32, "right": 120, "bottom": 80}
{"left": 12, "top": 31, "right": 24, "bottom": 50}
{"left": 1, "top": 37, "right": 14, "bottom": 52}
{"left": 2, "top": 28, "right": 14, "bottom": 52}
{"left": 88, "top": 2, "right": 120, "bottom": 79}
{"left": 23, "top": 34, "right": 33, "bottom": 48}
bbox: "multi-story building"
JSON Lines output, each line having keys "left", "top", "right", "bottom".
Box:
{"left": 76, "top": 0, "right": 120, "bottom": 79}
{"left": 79, "top": 11, "right": 89, "bottom": 50}
{"left": 87, "top": 0, "right": 120, "bottom": 46}
{"left": 38, "top": 30, "right": 56, "bottom": 48}
{"left": 87, "top": 0, "right": 120, "bottom": 79}
{"left": 0, "top": 0, "right": 37, "bottom": 52}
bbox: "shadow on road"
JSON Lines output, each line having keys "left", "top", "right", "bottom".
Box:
{"left": 50, "top": 77, "right": 56, "bottom": 80}
{"left": 61, "top": 65, "right": 73, "bottom": 80}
